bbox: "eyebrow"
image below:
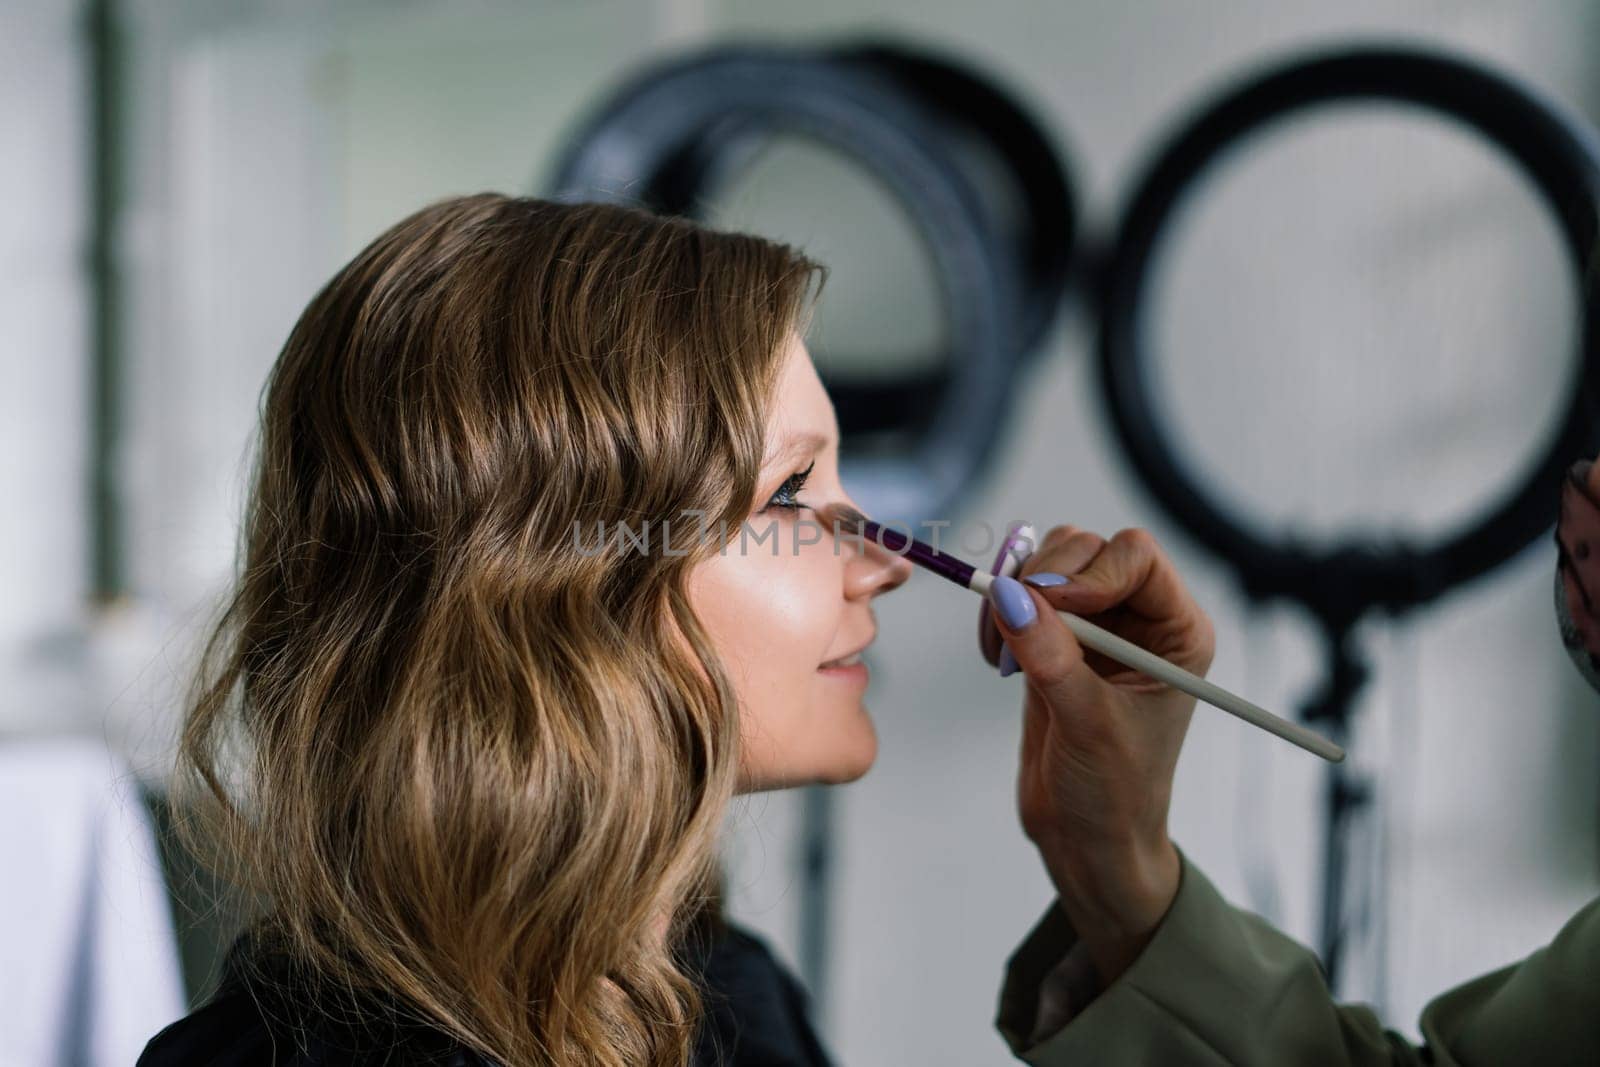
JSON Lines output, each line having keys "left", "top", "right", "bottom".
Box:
{"left": 763, "top": 430, "right": 834, "bottom": 469}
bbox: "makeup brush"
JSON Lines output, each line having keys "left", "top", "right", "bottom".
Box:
{"left": 819, "top": 504, "right": 1345, "bottom": 764}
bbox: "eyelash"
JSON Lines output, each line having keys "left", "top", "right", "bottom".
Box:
{"left": 764, "top": 460, "right": 816, "bottom": 513}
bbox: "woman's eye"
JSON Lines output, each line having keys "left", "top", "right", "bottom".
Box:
{"left": 763, "top": 460, "right": 816, "bottom": 512}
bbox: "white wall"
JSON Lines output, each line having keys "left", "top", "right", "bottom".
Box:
{"left": 12, "top": 1, "right": 1597, "bottom": 1064}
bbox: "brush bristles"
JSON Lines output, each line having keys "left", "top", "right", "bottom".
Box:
{"left": 816, "top": 503, "right": 870, "bottom": 538}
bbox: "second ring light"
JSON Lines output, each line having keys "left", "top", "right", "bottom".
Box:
{"left": 546, "top": 39, "right": 1078, "bottom": 524}
{"left": 1097, "top": 42, "right": 1600, "bottom": 636}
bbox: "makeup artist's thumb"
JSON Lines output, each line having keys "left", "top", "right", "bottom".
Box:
{"left": 987, "top": 575, "right": 1103, "bottom": 703}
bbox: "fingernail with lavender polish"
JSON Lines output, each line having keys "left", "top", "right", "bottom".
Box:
{"left": 1023, "top": 572, "right": 1071, "bottom": 588}
{"left": 989, "top": 575, "right": 1037, "bottom": 630}
{"left": 998, "top": 643, "right": 1020, "bottom": 677}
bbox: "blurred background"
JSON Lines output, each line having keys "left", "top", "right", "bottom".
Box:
{"left": 5, "top": 0, "right": 1600, "bottom": 1064}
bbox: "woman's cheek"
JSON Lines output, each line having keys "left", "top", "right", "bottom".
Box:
{"left": 747, "top": 542, "right": 838, "bottom": 667}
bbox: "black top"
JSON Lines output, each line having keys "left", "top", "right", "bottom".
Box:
{"left": 137, "top": 920, "right": 836, "bottom": 1066}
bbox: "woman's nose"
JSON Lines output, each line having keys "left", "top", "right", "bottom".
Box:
{"left": 835, "top": 494, "right": 913, "bottom": 597}
{"left": 845, "top": 546, "right": 912, "bottom": 600}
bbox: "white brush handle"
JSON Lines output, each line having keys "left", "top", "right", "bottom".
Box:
{"left": 970, "top": 570, "right": 1344, "bottom": 763}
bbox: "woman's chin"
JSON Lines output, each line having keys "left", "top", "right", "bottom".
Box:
{"left": 734, "top": 704, "right": 879, "bottom": 792}
{"left": 817, "top": 759, "right": 873, "bottom": 786}
{"left": 817, "top": 722, "right": 878, "bottom": 785}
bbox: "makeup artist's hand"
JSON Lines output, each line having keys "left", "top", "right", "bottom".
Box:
{"left": 979, "top": 525, "right": 1215, "bottom": 989}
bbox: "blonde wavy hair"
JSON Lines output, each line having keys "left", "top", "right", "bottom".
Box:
{"left": 171, "top": 193, "right": 827, "bottom": 1065}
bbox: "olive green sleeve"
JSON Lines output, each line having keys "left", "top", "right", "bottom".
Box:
{"left": 995, "top": 846, "right": 1600, "bottom": 1066}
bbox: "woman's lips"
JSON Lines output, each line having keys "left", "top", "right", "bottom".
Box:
{"left": 818, "top": 648, "right": 869, "bottom": 684}
{"left": 817, "top": 657, "right": 869, "bottom": 683}
{"left": 818, "top": 630, "right": 875, "bottom": 670}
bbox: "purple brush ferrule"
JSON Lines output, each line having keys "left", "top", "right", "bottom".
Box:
{"left": 859, "top": 518, "right": 978, "bottom": 589}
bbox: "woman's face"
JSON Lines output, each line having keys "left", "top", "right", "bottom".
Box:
{"left": 687, "top": 333, "right": 912, "bottom": 793}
